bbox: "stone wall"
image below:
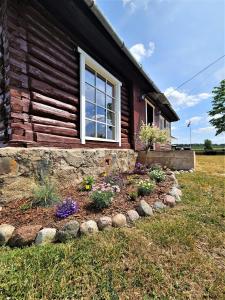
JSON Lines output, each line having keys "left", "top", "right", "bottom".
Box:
{"left": 138, "top": 150, "right": 196, "bottom": 171}
{"left": 0, "top": 147, "right": 137, "bottom": 204}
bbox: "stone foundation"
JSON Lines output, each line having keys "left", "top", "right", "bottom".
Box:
{"left": 138, "top": 150, "right": 196, "bottom": 171}
{"left": 0, "top": 147, "right": 137, "bottom": 204}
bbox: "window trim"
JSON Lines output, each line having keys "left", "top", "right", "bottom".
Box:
{"left": 78, "top": 47, "right": 122, "bottom": 145}
{"left": 145, "top": 98, "right": 155, "bottom": 126}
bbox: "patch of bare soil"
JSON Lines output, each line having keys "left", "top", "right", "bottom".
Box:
{"left": 0, "top": 173, "right": 173, "bottom": 229}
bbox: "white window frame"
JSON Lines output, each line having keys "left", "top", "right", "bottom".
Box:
{"left": 159, "top": 115, "right": 165, "bottom": 130}
{"left": 145, "top": 98, "right": 155, "bottom": 126}
{"left": 78, "top": 47, "right": 122, "bottom": 146}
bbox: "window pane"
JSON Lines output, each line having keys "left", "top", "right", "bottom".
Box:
{"left": 107, "top": 110, "right": 115, "bottom": 125}
{"left": 96, "top": 90, "right": 105, "bottom": 107}
{"left": 106, "top": 96, "right": 115, "bottom": 111}
{"left": 86, "top": 120, "right": 96, "bottom": 137}
{"left": 85, "top": 68, "right": 95, "bottom": 86}
{"left": 96, "top": 106, "right": 106, "bottom": 123}
{"left": 86, "top": 102, "right": 95, "bottom": 120}
{"left": 97, "top": 123, "right": 106, "bottom": 138}
{"left": 85, "top": 83, "right": 95, "bottom": 103}
{"left": 96, "top": 75, "right": 105, "bottom": 92}
{"left": 107, "top": 126, "right": 115, "bottom": 140}
{"left": 106, "top": 82, "right": 114, "bottom": 97}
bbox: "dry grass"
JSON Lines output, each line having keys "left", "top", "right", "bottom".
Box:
{"left": 0, "top": 155, "right": 225, "bottom": 299}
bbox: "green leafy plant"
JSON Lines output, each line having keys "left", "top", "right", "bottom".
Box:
{"left": 128, "top": 191, "right": 138, "bottom": 201}
{"left": 82, "top": 175, "right": 95, "bottom": 191}
{"left": 149, "top": 169, "right": 166, "bottom": 182}
{"left": 150, "top": 163, "right": 162, "bottom": 171}
{"left": 32, "top": 180, "right": 60, "bottom": 207}
{"left": 19, "top": 203, "right": 31, "bottom": 212}
{"left": 91, "top": 190, "right": 114, "bottom": 210}
{"left": 137, "top": 179, "right": 155, "bottom": 196}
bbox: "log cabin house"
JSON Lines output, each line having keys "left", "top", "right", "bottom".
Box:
{"left": 0, "top": 0, "right": 179, "bottom": 151}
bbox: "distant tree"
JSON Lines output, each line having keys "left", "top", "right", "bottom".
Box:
{"left": 208, "top": 80, "right": 225, "bottom": 135}
{"left": 204, "top": 139, "right": 213, "bottom": 151}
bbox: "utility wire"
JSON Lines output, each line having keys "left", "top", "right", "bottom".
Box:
{"left": 166, "top": 54, "right": 225, "bottom": 96}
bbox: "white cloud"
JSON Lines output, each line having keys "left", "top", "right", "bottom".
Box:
{"left": 129, "top": 42, "right": 155, "bottom": 62}
{"left": 185, "top": 116, "right": 203, "bottom": 125}
{"left": 193, "top": 126, "right": 215, "bottom": 133}
{"left": 164, "top": 87, "right": 211, "bottom": 109}
{"left": 122, "top": 0, "right": 150, "bottom": 13}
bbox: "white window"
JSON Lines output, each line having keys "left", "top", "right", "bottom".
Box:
{"left": 145, "top": 99, "right": 155, "bottom": 126}
{"left": 78, "top": 47, "right": 122, "bottom": 145}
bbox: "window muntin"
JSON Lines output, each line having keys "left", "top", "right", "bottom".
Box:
{"left": 85, "top": 66, "right": 117, "bottom": 140}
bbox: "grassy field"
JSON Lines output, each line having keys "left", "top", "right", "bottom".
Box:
{"left": 0, "top": 156, "right": 225, "bottom": 300}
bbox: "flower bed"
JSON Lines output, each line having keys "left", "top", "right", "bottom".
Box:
{"left": 0, "top": 164, "right": 182, "bottom": 248}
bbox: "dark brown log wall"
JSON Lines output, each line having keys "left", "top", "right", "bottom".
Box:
{"left": 5, "top": 0, "right": 132, "bottom": 149}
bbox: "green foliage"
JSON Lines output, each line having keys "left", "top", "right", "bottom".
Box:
{"left": 208, "top": 79, "right": 225, "bottom": 135}
{"left": 82, "top": 175, "right": 95, "bottom": 191}
{"left": 32, "top": 180, "right": 60, "bottom": 207}
{"left": 91, "top": 190, "right": 114, "bottom": 210}
{"left": 127, "top": 191, "right": 138, "bottom": 201}
{"left": 139, "top": 122, "right": 169, "bottom": 153}
{"left": 204, "top": 139, "right": 213, "bottom": 151}
{"left": 149, "top": 169, "right": 166, "bottom": 182}
{"left": 19, "top": 203, "right": 31, "bottom": 212}
{"left": 150, "top": 163, "right": 163, "bottom": 171}
{"left": 137, "top": 179, "right": 155, "bottom": 196}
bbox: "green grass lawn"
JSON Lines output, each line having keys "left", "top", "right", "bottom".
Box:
{"left": 0, "top": 156, "right": 225, "bottom": 300}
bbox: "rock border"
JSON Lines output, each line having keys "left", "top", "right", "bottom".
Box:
{"left": 0, "top": 171, "right": 182, "bottom": 248}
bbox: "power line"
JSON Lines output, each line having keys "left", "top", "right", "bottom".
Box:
{"left": 166, "top": 54, "right": 225, "bottom": 96}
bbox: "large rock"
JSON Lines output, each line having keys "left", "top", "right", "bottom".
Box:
{"left": 56, "top": 221, "right": 80, "bottom": 242}
{"left": 8, "top": 225, "right": 42, "bottom": 247}
{"left": 137, "top": 200, "right": 153, "bottom": 217}
{"left": 80, "top": 220, "right": 98, "bottom": 235}
{"left": 0, "top": 224, "right": 15, "bottom": 246}
{"left": 169, "top": 186, "right": 182, "bottom": 202}
{"left": 153, "top": 201, "right": 166, "bottom": 211}
{"left": 112, "top": 213, "right": 127, "bottom": 227}
{"left": 126, "top": 210, "right": 139, "bottom": 223}
{"left": 97, "top": 216, "right": 112, "bottom": 231}
{"left": 164, "top": 195, "right": 176, "bottom": 207}
{"left": 35, "top": 228, "right": 57, "bottom": 245}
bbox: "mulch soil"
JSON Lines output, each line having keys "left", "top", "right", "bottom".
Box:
{"left": 0, "top": 173, "right": 173, "bottom": 230}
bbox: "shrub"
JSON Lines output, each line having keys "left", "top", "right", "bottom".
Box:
{"left": 149, "top": 169, "right": 166, "bottom": 182}
{"left": 55, "top": 197, "right": 79, "bottom": 219}
{"left": 150, "top": 163, "right": 162, "bottom": 171}
{"left": 126, "top": 174, "right": 140, "bottom": 185}
{"left": 128, "top": 191, "right": 138, "bottom": 201}
{"left": 104, "top": 174, "right": 124, "bottom": 189}
{"left": 82, "top": 175, "right": 95, "bottom": 191}
{"left": 137, "top": 179, "right": 155, "bottom": 196}
{"left": 133, "top": 162, "right": 147, "bottom": 175}
{"left": 91, "top": 190, "right": 114, "bottom": 210}
{"left": 32, "top": 180, "right": 60, "bottom": 207}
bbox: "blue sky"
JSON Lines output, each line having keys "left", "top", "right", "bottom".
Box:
{"left": 95, "top": 0, "right": 225, "bottom": 144}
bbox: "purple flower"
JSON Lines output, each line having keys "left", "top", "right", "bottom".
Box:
{"left": 55, "top": 197, "right": 79, "bottom": 219}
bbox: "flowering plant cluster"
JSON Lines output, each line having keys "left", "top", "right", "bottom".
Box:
{"left": 133, "top": 162, "right": 147, "bottom": 175}
{"left": 81, "top": 175, "right": 95, "bottom": 191}
{"left": 149, "top": 169, "right": 166, "bottom": 182}
{"left": 91, "top": 190, "right": 114, "bottom": 210}
{"left": 104, "top": 174, "right": 124, "bottom": 189}
{"left": 55, "top": 197, "right": 79, "bottom": 219}
{"left": 137, "top": 179, "right": 155, "bottom": 196}
{"left": 92, "top": 182, "right": 120, "bottom": 193}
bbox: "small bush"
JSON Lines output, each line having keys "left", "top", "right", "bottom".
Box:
{"left": 149, "top": 169, "right": 166, "bottom": 182}
{"left": 150, "top": 163, "right": 162, "bottom": 171}
{"left": 82, "top": 175, "right": 95, "bottom": 191}
{"left": 133, "top": 162, "right": 147, "bottom": 175}
{"left": 126, "top": 174, "right": 139, "bottom": 185}
{"left": 55, "top": 197, "right": 79, "bottom": 219}
{"left": 137, "top": 179, "right": 155, "bottom": 196}
{"left": 91, "top": 190, "right": 114, "bottom": 210}
{"left": 128, "top": 191, "right": 138, "bottom": 201}
{"left": 20, "top": 203, "right": 31, "bottom": 212}
{"left": 32, "top": 180, "right": 60, "bottom": 207}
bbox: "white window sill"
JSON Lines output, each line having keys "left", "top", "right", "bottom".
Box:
{"left": 85, "top": 137, "right": 118, "bottom": 143}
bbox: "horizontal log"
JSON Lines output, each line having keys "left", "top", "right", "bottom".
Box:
{"left": 11, "top": 134, "right": 34, "bottom": 142}
{"left": 30, "top": 115, "right": 76, "bottom": 129}
{"left": 31, "top": 102, "right": 77, "bottom": 121}
{"left": 121, "top": 110, "right": 130, "bottom": 118}
{"left": 11, "top": 112, "right": 29, "bottom": 121}
{"left": 35, "top": 132, "right": 79, "bottom": 144}
{"left": 27, "top": 33, "right": 76, "bottom": 71}
{"left": 11, "top": 122, "right": 32, "bottom": 131}
{"left": 121, "top": 115, "right": 129, "bottom": 123}
{"left": 28, "top": 65, "right": 78, "bottom": 95}
{"left": 32, "top": 92, "right": 77, "bottom": 113}
{"left": 33, "top": 124, "right": 78, "bottom": 137}
{"left": 30, "top": 78, "right": 78, "bottom": 104}
{"left": 28, "top": 56, "right": 78, "bottom": 87}
{"left": 121, "top": 120, "right": 129, "bottom": 129}
{"left": 28, "top": 45, "right": 76, "bottom": 79}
